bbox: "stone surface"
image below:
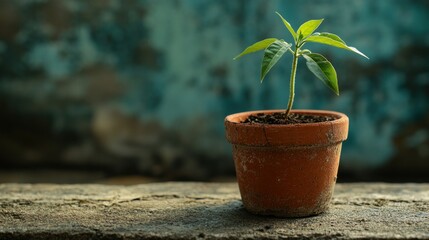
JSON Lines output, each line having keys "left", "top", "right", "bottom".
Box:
{"left": 0, "top": 182, "right": 428, "bottom": 239}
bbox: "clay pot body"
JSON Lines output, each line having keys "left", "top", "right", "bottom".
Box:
{"left": 225, "top": 110, "right": 349, "bottom": 217}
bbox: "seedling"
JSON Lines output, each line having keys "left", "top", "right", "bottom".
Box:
{"left": 234, "top": 12, "right": 368, "bottom": 116}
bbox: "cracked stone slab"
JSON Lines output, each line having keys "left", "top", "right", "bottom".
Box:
{"left": 0, "top": 183, "right": 428, "bottom": 239}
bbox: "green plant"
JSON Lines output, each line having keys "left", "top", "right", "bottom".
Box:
{"left": 234, "top": 12, "right": 368, "bottom": 116}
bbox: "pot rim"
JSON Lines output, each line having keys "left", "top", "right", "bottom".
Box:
{"left": 224, "top": 109, "right": 349, "bottom": 147}
{"left": 225, "top": 109, "right": 347, "bottom": 127}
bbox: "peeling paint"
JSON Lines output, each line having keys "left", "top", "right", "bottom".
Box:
{"left": 0, "top": 0, "right": 428, "bottom": 176}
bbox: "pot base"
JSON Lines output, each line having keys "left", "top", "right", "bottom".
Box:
{"left": 234, "top": 143, "right": 340, "bottom": 218}
{"left": 241, "top": 183, "right": 335, "bottom": 218}
{"left": 244, "top": 206, "right": 327, "bottom": 218}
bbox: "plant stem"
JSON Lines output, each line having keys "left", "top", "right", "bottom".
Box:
{"left": 285, "top": 46, "right": 299, "bottom": 117}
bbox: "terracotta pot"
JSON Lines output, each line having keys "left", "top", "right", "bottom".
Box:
{"left": 225, "top": 109, "right": 349, "bottom": 218}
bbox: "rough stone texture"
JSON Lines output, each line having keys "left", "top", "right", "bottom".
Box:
{"left": 0, "top": 183, "right": 428, "bottom": 239}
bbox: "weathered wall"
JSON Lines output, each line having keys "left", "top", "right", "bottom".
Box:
{"left": 0, "top": 0, "right": 428, "bottom": 180}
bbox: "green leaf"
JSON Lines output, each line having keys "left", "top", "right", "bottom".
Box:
{"left": 233, "top": 38, "right": 278, "bottom": 60}
{"left": 275, "top": 12, "right": 296, "bottom": 41}
{"left": 261, "top": 40, "right": 292, "bottom": 82}
{"left": 303, "top": 53, "right": 339, "bottom": 95}
{"left": 305, "top": 33, "right": 369, "bottom": 59}
{"left": 312, "top": 32, "right": 345, "bottom": 43}
{"left": 297, "top": 19, "right": 324, "bottom": 40}
{"left": 299, "top": 49, "right": 312, "bottom": 55}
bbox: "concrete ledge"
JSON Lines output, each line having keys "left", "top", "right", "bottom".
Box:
{"left": 0, "top": 183, "right": 428, "bottom": 239}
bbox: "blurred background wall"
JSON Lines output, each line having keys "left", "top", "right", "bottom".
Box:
{"left": 0, "top": 0, "right": 428, "bottom": 183}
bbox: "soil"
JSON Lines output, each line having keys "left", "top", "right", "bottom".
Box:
{"left": 242, "top": 112, "right": 337, "bottom": 125}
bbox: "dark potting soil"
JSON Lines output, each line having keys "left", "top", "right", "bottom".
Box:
{"left": 242, "top": 112, "right": 337, "bottom": 125}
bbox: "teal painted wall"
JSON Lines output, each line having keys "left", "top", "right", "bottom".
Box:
{"left": 0, "top": 0, "right": 428, "bottom": 180}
